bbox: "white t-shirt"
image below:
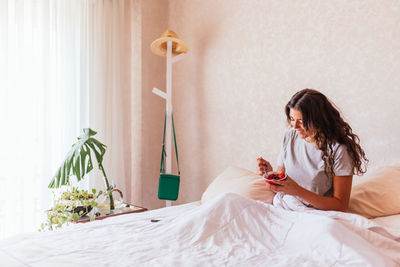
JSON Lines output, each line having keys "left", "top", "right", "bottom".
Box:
{"left": 277, "top": 129, "right": 353, "bottom": 197}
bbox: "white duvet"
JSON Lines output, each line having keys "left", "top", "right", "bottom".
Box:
{"left": 1, "top": 192, "right": 400, "bottom": 267}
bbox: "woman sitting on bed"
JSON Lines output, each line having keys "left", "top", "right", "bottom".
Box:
{"left": 257, "top": 89, "right": 368, "bottom": 212}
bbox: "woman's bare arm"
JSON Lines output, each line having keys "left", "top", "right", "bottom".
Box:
{"left": 268, "top": 174, "right": 353, "bottom": 212}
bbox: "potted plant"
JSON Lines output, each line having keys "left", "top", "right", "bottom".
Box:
{"left": 41, "top": 187, "right": 104, "bottom": 231}
{"left": 48, "top": 128, "right": 116, "bottom": 210}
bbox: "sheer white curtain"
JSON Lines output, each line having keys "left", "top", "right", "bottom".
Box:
{"left": 0, "top": 0, "right": 135, "bottom": 239}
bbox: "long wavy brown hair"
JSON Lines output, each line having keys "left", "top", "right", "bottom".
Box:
{"left": 285, "top": 89, "right": 368, "bottom": 176}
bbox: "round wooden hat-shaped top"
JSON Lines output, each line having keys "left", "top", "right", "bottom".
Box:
{"left": 151, "top": 30, "right": 188, "bottom": 57}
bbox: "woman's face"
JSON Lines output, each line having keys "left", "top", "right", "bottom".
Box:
{"left": 289, "top": 108, "right": 310, "bottom": 139}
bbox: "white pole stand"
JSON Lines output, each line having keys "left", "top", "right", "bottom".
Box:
{"left": 152, "top": 41, "right": 185, "bottom": 207}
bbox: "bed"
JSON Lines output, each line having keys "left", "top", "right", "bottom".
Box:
{"left": 1, "top": 166, "right": 400, "bottom": 266}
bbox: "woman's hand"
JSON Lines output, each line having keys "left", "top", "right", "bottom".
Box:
{"left": 267, "top": 175, "right": 353, "bottom": 212}
{"left": 266, "top": 175, "right": 303, "bottom": 196}
{"left": 257, "top": 157, "right": 272, "bottom": 175}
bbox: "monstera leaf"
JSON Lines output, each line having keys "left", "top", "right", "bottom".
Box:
{"left": 48, "top": 128, "right": 114, "bottom": 209}
{"left": 48, "top": 128, "right": 105, "bottom": 187}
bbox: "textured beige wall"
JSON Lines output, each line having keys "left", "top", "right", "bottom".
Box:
{"left": 156, "top": 0, "right": 400, "bottom": 205}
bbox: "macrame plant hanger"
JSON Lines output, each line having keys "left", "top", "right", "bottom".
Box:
{"left": 151, "top": 30, "right": 187, "bottom": 207}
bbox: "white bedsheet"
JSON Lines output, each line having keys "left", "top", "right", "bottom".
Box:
{"left": 373, "top": 214, "right": 400, "bottom": 236}
{"left": 1, "top": 193, "right": 399, "bottom": 267}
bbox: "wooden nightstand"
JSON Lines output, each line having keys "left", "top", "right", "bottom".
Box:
{"left": 76, "top": 203, "right": 147, "bottom": 223}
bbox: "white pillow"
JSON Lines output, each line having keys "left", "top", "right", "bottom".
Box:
{"left": 201, "top": 166, "right": 275, "bottom": 204}
{"left": 349, "top": 164, "right": 400, "bottom": 218}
